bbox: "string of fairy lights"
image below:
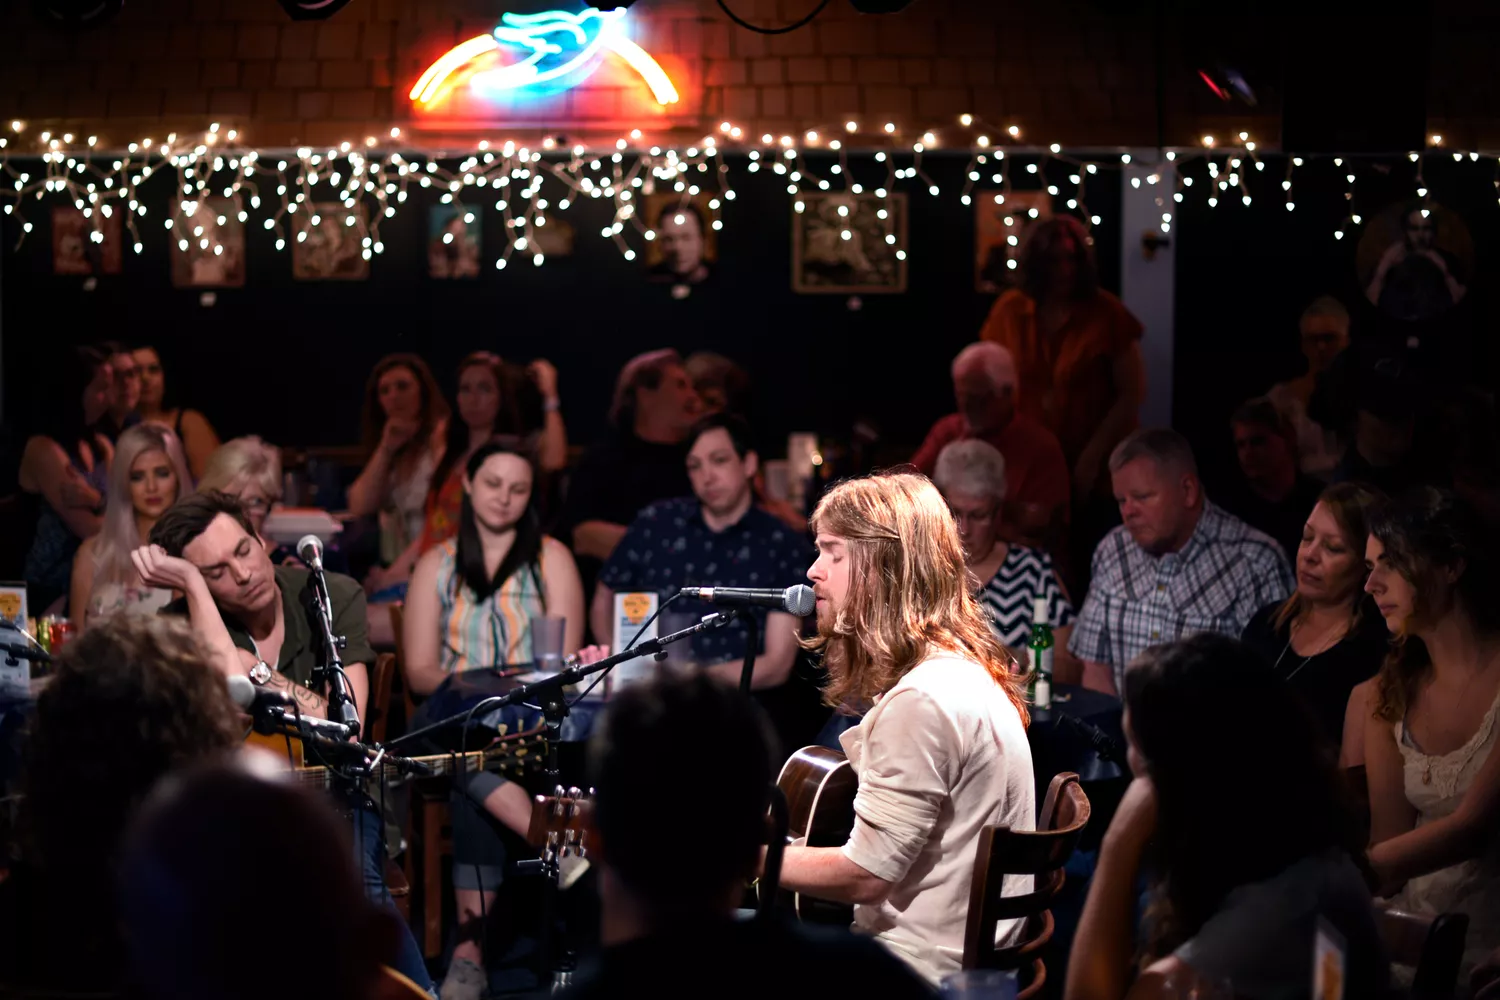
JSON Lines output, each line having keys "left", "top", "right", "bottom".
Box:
{"left": 0, "top": 114, "right": 1489, "bottom": 274}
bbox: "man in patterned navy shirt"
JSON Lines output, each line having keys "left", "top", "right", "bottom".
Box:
{"left": 1071, "top": 428, "right": 1294, "bottom": 696}
{"left": 590, "top": 413, "right": 812, "bottom": 691}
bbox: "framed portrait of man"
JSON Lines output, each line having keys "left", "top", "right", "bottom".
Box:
{"left": 641, "top": 192, "right": 716, "bottom": 285}
{"left": 429, "top": 204, "right": 482, "bottom": 279}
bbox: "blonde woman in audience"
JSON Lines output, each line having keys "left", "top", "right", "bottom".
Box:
{"left": 69, "top": 424, "right": 191, "bottom": 626}
{"left": 197, "top": 436, "right": 283, "bottom": 542}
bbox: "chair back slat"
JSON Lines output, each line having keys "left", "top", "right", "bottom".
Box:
{"left": 1376, "top": 906, "right": 1469, "bottom": 1000}
{"left": 962, "top": 773, "right": 1091, "bottom": 972}
{"left": 366, "top": 652, "right": 397, "bottom": 746}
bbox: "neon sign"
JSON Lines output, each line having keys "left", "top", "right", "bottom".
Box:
{"left": 410, "top": 8, "right": 679, "bottom": 109}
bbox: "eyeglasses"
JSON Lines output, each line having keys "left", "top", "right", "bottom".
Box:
{"left": 239, "top": 497, "right": 270, "bottom": 512}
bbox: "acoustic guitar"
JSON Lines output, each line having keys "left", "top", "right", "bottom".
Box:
{"left": 770, "top": 744, "right": 857, "bottom": 925}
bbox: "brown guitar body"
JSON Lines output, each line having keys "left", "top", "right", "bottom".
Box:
{"left": 774, "top": 745, "right": 857, "bottom": 925}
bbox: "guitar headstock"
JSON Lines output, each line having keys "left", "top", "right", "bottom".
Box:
{"left": 484, "top": 727, "right": 549, "bottom": 779}
{"left": 527, "top": 786, "right": 594, "bottom": 864}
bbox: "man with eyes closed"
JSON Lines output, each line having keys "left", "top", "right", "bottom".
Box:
{"left": 131, "top": 490, "right": 435, "bottom": 995}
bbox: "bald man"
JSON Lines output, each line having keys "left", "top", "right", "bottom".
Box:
{"left": 912, "top": 342, "right": 1070, "bottom": 551}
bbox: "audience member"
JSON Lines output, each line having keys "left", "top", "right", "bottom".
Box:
{"left": 686, "top": 350, "right": 752, "bottom": 418}
{"left": 133, "top": 491, "right": 433, "bottom": 991}
{"left": 1070, "top": 429, "right": 1293, "bottom": 695}
{"left": 406, "top": 441, "right": 586, "bottom": 688}
{"left": 912, "top": 342, "right": 1070, "bottom": 551}
{"left": 1266, "top": 296, "right": 1350, "bottom": 480}
{"left": 133, "top": 343, "right": 222, "bottom": 480}
{"left": 403, "top": 441, "right": 588, "bottom": 1000}
{"left": 1330, "top": 347, "right": 1438, "bottom": 497}
{"left": 1065, "top": 634, "right": 1387, "bottom": 1000}
{"left": 559, "top": 349, "right": 700, "bottom": 591}
{"left": 0, "top": 615, "right": 241, "bottom": 993}
{"left": 777, "top": 472, "right": 1035, "bottom": 987}
{"left": 980, "top": 215, "right": 1144, "bottom": 499}
{"left": 932, "top": 438, "right": 1078, "bottom": 681}
{"left": 197, "top": 435, "right": 283, "bottom": 542}
{"left": 95, "top": 339, "right": 142, "bottom": 443}
{"left": 1240, "top": 482, "right": 1388, "bottom": 762}
{"left": 347, "top": 354, "right": 449, "bottom": 595}
{"left": 1220, "top": 397, "right": 1325, "bottom": 562}
{"left": 69, "top": 424, "right": 191, "bottom": 626}
{"left": 19, "top": 344, "right": 113, "bottom": 612}
{"left": 559, "top": 674, "right": 934, "bottom": 999}
{"left": 120, "top": 761, "right": 421, "bottom": 1000}
{"left": 591, "top": 414, "right": 810, "bottom": 690}
{"left": 417, "top": 352, "right": 567, "bottom": 554}
{"left": 1364, "top": 488, "right": 1500, "bottom": 982}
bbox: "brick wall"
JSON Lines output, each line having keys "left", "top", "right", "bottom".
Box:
{"left": 0, "top": 0, "right": 1493, "bottom": 151}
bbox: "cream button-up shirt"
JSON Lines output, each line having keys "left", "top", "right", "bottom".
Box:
{"left": 839, "top": 652, "right": 1036, "bottom": 985}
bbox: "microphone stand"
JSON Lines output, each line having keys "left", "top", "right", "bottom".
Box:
{"left": 305, "top": 564, "right": 360, "bottom": 741}
{"left": 737, "top": 612, "right": 758, "bottom": 696}
{"left": 388, "top": 609, "right": 738, "bottom": 986}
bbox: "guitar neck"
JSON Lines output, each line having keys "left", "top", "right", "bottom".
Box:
{"left": 293, "top": 739, "right": 544, "bottom": 790}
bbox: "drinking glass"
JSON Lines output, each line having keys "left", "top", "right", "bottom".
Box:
{"left": 939, "top": 970, "right": 1017, "bottom": 1000}
{"left": 529, "top": 615, "right": 567, "bottom": 675}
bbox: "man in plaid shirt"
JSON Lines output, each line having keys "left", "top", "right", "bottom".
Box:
{"left": 1071, "top": 428, "right": 1294, "bottom": 695}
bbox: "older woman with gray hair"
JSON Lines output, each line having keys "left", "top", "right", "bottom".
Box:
{"left": 933, "top": 438, "right": 1079, "bottom": 679}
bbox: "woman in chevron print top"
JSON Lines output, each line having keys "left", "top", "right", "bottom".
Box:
{"left": 934, "top": 439, "right": 1078, "bottom": 679}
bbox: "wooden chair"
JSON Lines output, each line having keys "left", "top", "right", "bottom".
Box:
{"left": 362, "top": 653, "right": 412, "bottom": 922}
{"left": 962, "top": 772, "right": 1092, "bottom": 1000}
{"left": 1377, "top": 906, "right": 1469, "bottom": 1000}
{"left": 390, "top": 601, "right": 455, "bottom": 958}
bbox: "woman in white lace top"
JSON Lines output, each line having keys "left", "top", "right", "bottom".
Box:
{"left": 1364, "top": 488, "right": 1500, "bottom": 989}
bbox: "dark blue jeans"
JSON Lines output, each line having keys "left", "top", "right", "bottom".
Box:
{"left": 351, "top": 801, "right": 434, "bottom": 994}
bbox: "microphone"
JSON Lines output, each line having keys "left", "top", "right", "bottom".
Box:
{"left": 677, "top": 584, "right": 816, "bottom": 617}
{"left": 226, "top": 673, "right": 293, "bottom": 712}
{"left": 296, "top": 534, "right": 324, "bottom": 571}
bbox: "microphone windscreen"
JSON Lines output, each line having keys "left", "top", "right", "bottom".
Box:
{"left": 226, "top": 674, "right": 256, "bottom": 711}
{"left": 784, "top": 584, "right": 817, "bottom": 617}
{"left": 296, "top": 534, "right": 323, "bottom": 565}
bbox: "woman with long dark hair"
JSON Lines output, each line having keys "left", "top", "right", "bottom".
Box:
{"left": 346, "top": 353, "right": 448, "bottom": 593}
{"left": 1241, "top": 481, "right": 1388, "bottom": 761}
{"left": 402, "top": 440, "right": 591, "bottom": 1000}
{"left": 417, "top": 351, "right": 567, "bottom": 553}
{"left": 1067, "top": 634, "right": 1386, "bottom": 999}
{"left": 132, "top": 344, "right": 221, "bottom": 480}
{"left": 1365, "top": 488, "right": 1500, "bottom": 983}
{"left": 19, "top": 345, "right": 115, "bottom": 613}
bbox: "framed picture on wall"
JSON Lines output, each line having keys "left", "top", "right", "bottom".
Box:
{"left": 792, "top": 192, "right": 908, "bottom": 294}
{"left": 1356, "top": 200, "right": 1473, "bottom": 323}
{"left": 293, "top": 203, "right": 370, "bottom": 281}
{"left": 170, "top": 195, "right": 246, "bottom": 288}
{"left": 641, "top": 192, "right": 716, "bottom": 285}
{"left": 52, "top": 207, "right": 123, "bottom": 276}
{"left": 429, "top": 204, "right": 482, "bottom": 278}
{"left": 975, "top": 191, "right": 1053, "bottom": 293}
{"left": 531, "top": 211, "right": 576, "bottom": 258}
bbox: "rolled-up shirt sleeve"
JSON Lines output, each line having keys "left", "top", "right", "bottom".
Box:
{"left": 841, "top": 688, "right": 959, "bottom": 885}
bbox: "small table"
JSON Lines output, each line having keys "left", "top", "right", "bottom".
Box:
{"left": 1027, "top": 683, "right": 1126, "bottom": 787}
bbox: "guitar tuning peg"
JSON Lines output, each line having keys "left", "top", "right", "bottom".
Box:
{"left": 567, "top": 785, "right": 582, "bottom": 800}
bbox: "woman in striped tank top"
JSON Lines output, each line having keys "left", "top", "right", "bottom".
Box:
{"left": 404, "top": 441, "right": 589, "bottom": 997}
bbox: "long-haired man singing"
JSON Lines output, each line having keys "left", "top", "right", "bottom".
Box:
{"left": 777, "top": 471, "right": 1036, "bottom": 985}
